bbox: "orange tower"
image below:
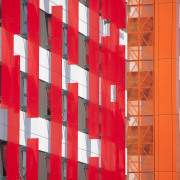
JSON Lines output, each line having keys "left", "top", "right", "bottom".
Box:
{"left": 127, "top": 0, "right": 180, "bottom": 179}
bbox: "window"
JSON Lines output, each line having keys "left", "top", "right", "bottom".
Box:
{"left": 47, "top": 156, "right": 50, "bottom": 180}
{"left": 63, "top": 24, "right": 68, "bottom": 58}
{"left": 62, "top": 91, "right": 67, "bottom": 122}
{"left": 85, "top": 102, "right": 89, "bottom": 130}
{"left": 47, "top": 87, "right": 51, "bottom": 116}
{"left": 23, "top": 5, "right": 27, "bottom": 34}
{"left": 22, "top": 150, "right": 26, "bottom": 179}
{"left": 62, "top": 161, "right": 67, "bottom": 179}
{"left": 23, "top": 77, "right": 27, "bottom": 107}
{"left": 0, "top": 142, "right": 7, "bottom": 177}
{"left": 85, "top": 37, "right": 89, "bottom": 65}
{"left": 47, "top": 16, "right": 52, "bottom": 46}
{"left": 21, "top": 0, "right": 28, "bottom": 37}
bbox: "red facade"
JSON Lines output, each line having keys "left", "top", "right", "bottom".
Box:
{"left": 0, "top": 0, "right": 126, "bottom": 179}
{"left": 50, "top": 6, "right": 63, "bottom": 180}
{"left": 27, "top": 0, "right": 39, "bottom": 118}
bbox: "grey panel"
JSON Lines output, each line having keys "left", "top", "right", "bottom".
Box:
{"left": 38, "top": 151, "right": 47, "bottom": 180}
{"left": 62, "top": 28, "right": 65, "bottom": 57}
{"left": 0, "top": 145, "right": 3, "bottom": 177}
{"left": 79, "top": 33, "right": 86, "bottom": 69}
{"left": 20, "top": 0, "right": 24, "bottom": 34}
{"left": 62, "top": 94, "right": 64, "bottom": 115}
{"left": 79, "top": 0, "right": 85, "bottom": 5}
{"left": 78, "top": 162, "right": 86, "bottom": 180}
{"left": 19, "top": 149, "right": 23, "bottom": 179}
{"left": 20, "top": 73, "right": 24, "bottom": 108}
{"left": 39, "top": 81, "right": 48, "bottom": 119}
{"left": 62, "top": 161, "right": 67, "bottom": 180}
{"left": 78, "top": 97, "right": 86, "bottom": 132}
{"left": 40, "top": 10, "right": 48, "bottom": 49}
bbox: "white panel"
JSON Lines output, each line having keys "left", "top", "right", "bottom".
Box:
{"left": 0, "top": 108, "right": 100, "bottom": 163}
{"left": 111, "top": 85, "right": 116, "bottom": 102}
{"left": 0, "top": 106, "right": 101, "bottom": 163}
{"left": 79, "top": 3, "right": 89, "bottom": 36}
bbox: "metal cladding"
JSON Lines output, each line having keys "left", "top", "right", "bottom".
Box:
{"left": 27, "top": 0, "right": 39, "bottom": 118}
{"left": 67, "top": 83, "right": 78, "bottom": 180}
{"left": 26, "top": 138, "right": 39, "bottom": 180}
{"left": 0, "top": 0, "right": 126, "bottom": 179}
{"left": 50, "top": 6, "right": 63, "bottom": 180}
{"left": 89, "top": 0, "right": 100, "bottom": 139}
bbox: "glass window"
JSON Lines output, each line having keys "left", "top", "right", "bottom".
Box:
{"left": 85, "top": 39, "right": 89, "bottom": 65}
{"left": 62, "top": 93, "right": 67, "bottom": 122}
{"left": 23, "top": 78, "right": 27, "bottom": 106}
{"left": 47, "top": 87, "right": 51, "bottom": 116}
{"left": 48, "top": 17, "right": 52, "bottom": 46}
{"left": 85, "top": 103, "right": 89, "bottom": 129}
{"left": 63, "top": 28, "right": 68, "bottom": 56}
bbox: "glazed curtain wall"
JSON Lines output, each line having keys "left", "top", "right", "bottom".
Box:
{"left": 127, "top": 0, "right": 179, "bottom": 179}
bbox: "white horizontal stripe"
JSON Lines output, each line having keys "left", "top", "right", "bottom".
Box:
{"left": 14, "top": 34, "right": 127, "bottom": 116}
{"left": 0, "top": 105, "right": 100, "bottom": 164}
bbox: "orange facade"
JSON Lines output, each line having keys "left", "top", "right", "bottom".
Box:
{"left": 127, "top": 0, "right": 179, "bottom": 179}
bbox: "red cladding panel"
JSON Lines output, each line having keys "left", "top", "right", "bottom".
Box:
{"left": 101, "top": 0, "right": 126, "bottom": 29}
{"left": 50, "top": 6, "right": 63, "bottom": 180}
{"left": 101, "top": 30, "right": 125, "bottom": 179}
{"left": 89, "top": 157, "right": 99, "bottom": 180}
{"left": 26, "top": 138, "right": 39, "bottom": 180}
{"left": 68, "top": 0, "right": 79, "bottom": 65}
{"left": 6, "top": 56, "right": 20, "bottom": 180}
{"left": 110, "top": 24, "right": 125, "bottom": 176}
{"left": 101, "top": 37, "right": 111, "bottom": 180}
{"left": 1, "top": 0, "right": 20, "bottom": 109}
{"left": 116, "top": 45, "right": 125, "bottom": 176}
{"left": 110, "top": 0, "right": 126, "bottom": 29}
{"left": 101, "top": 0, "right": 111, "bottom": 20}
{"left": 67, "top": 83, "right": 78, "bottom": 180}
{"left": 89, "top": 0, "right": 100, "bottom": 139}
{"left": 27, "top": 0, "right": 39, "bottom": 118}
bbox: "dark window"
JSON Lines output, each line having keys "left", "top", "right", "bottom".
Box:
{"left": 23, "top": 77, "right": 27, "bottom": 106}
{"left": 62, "top": 161, "right": 67, "bottom": 179}
{"left": 47, "top": 16, "right": 52, "bottom": 46}
{"left": 0, "top": 141, "right": 7, "bottom": 178}
{"left": 21, "top": 0, "right": 28, "bottom": 37}
{"left": 62, "top": 92, "right": 67, "bottom": 122}
{"left": 63, "top": 24, "right": 68, "bottom": 59}
{"left": 85, "top": 103, "right": 89, "bottom": 130}
{"left": 38, "top": 151, "right": 47, "bottom": 180}
{"left": 47, "top": 87, "right": 51, "bottom": 116}
{"left": 85, "top": 39, "right": 89, "bottom": 65}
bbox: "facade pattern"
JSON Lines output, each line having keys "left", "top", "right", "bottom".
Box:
{"left": 0, "top": 0, "right": 126, "bottom": 179}
{"left": 0, "top": 0, "right": 179, "bottom": 179}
